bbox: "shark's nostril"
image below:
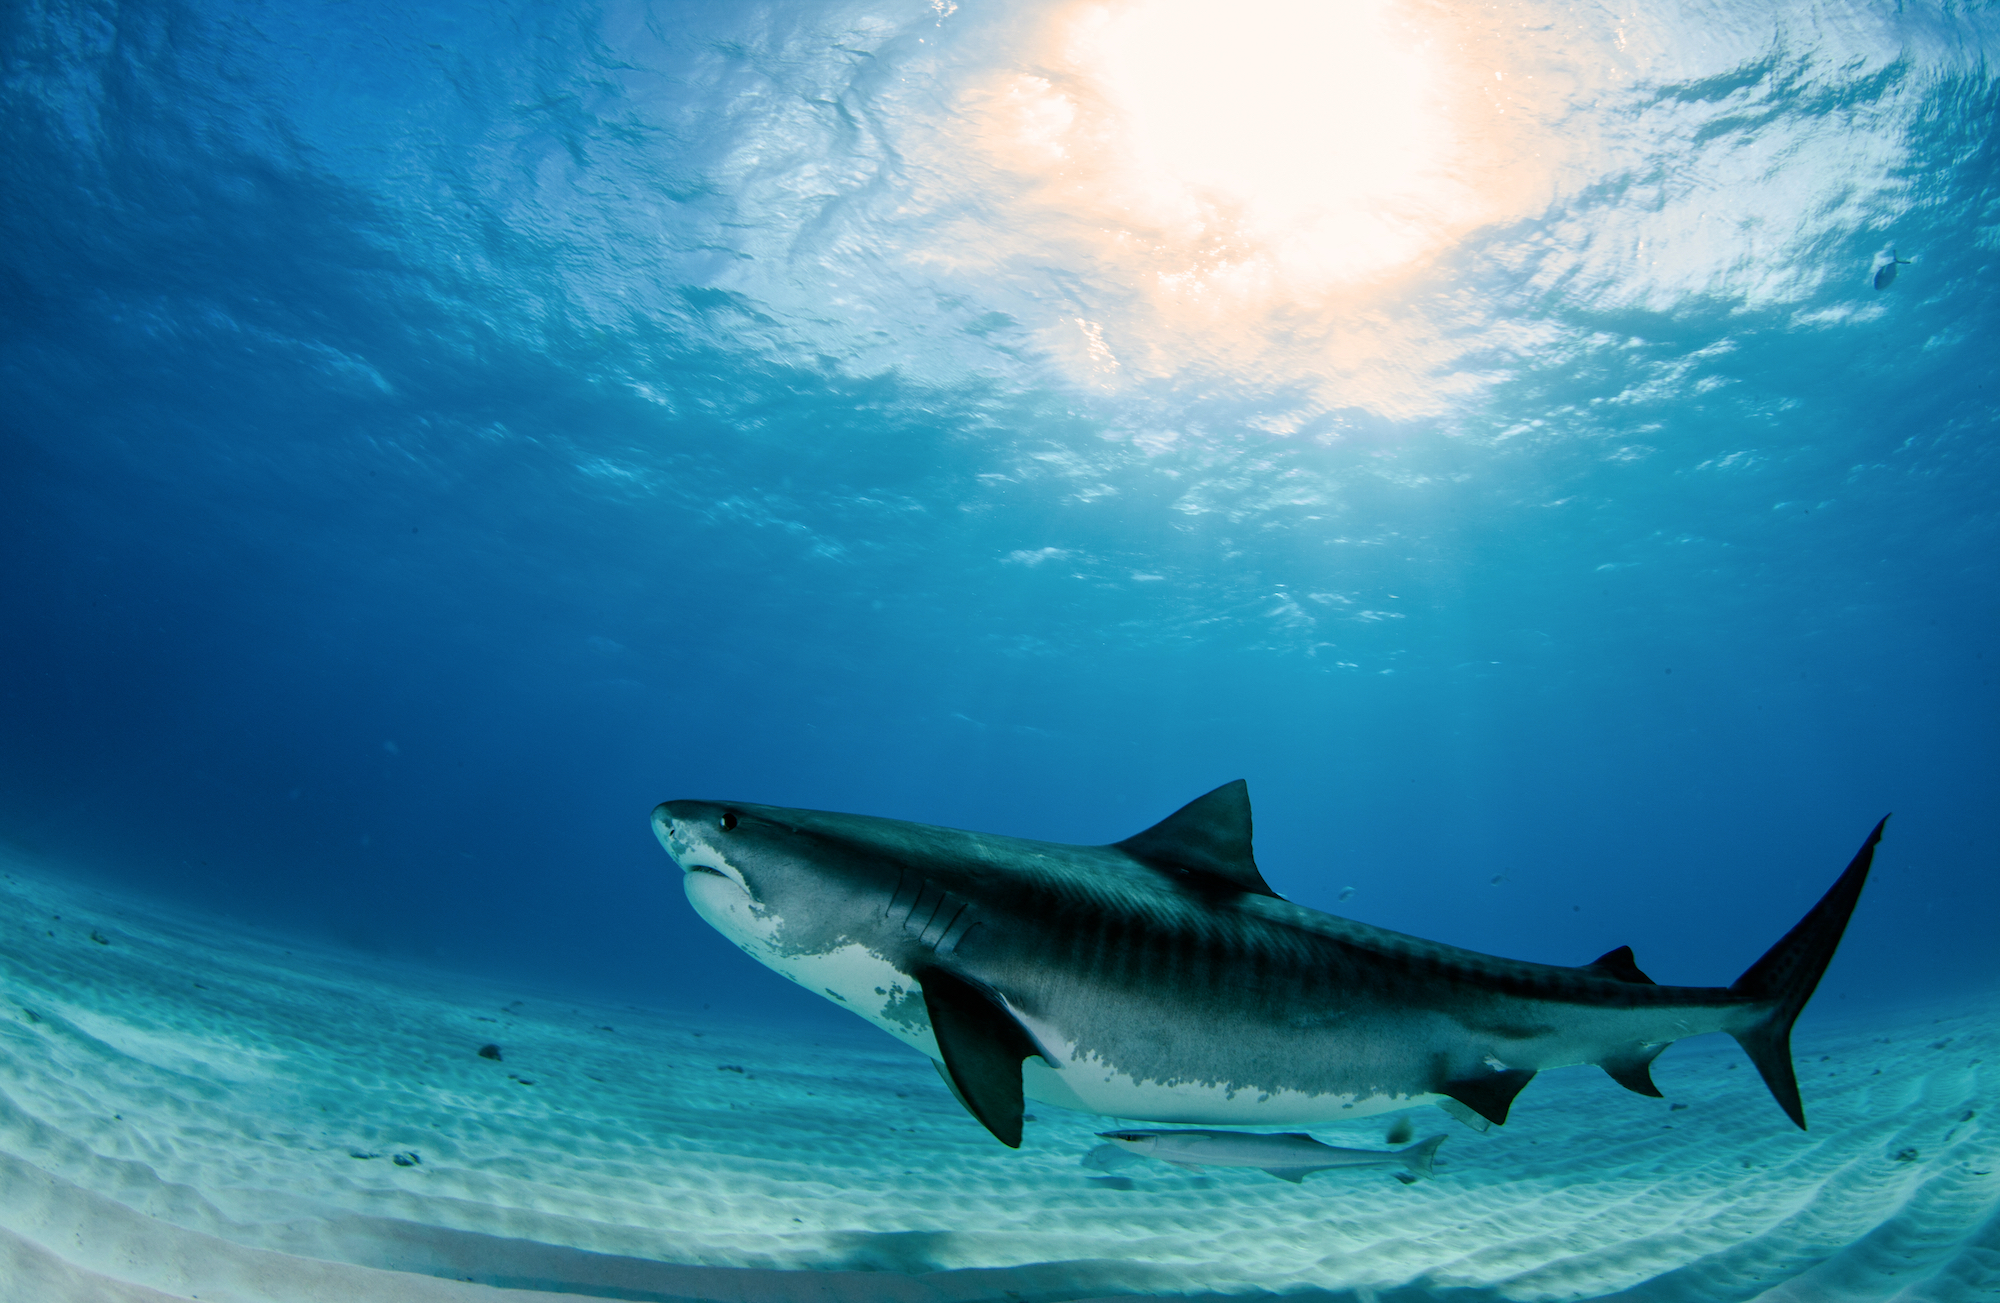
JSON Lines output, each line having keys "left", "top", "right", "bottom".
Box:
{"left": 687, "top": 865, "right": 727, "bottom": 878}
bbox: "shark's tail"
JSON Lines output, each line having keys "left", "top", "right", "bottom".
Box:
{"left": 1728, "top": 817, "right": 1888, "bottom": 1129}
{"left": 1398, "top": 1134, "right": 1447, "bottom": 1180}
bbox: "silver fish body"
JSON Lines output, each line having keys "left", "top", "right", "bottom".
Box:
{"left": 1096, "top": 1128, "right": 1447, "bottom": 1183}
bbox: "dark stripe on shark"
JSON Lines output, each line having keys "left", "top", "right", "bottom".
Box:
{"left": 1057, "top": 894, "right": 1725, "bottom": 1016}
{"left": 994, "top": 860, "right": 1715, "bottom": 1015}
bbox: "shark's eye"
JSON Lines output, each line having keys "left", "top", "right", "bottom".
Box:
{"left": 718, "top": 812, "right": 738, "bottom": 831}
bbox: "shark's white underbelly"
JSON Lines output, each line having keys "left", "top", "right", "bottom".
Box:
{"left": 1008, "top": 1007, "right": 1438, "bottom": 1124}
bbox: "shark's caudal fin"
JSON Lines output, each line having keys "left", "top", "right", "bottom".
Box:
{"left": 1728, "top": 817, "right": 1889, "bottom": 1129}
{"left": 1399, "top": 1133, "right": 1447, "bottom": 1179}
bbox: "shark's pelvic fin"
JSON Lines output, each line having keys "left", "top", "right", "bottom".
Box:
{"left": 1728, "top": 816, "right": 1889, "bottom": 1129}
{"left": 1440, "top": 1065, "right": 1536, "bottom": 1126}
{"left": 1263, "top": 1167, "right": 1314, "bottom": 1183}
{"left": 917, "top": 966, "right": 1042, "bottom": 1148}
{"left": 1113, "top": 779, "right": 1283, "bottom": 899}
{"left": 1600, "top": 1044, "right": 1669, "bottom": 1097}
{"left": 1582, "top": 945, "right": 1657, "bottom": 984}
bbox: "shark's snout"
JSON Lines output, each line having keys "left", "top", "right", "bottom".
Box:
{"left": 649, "top": 802, "right": 693, "bottom": 866}
{"left": 652, "top": 800, "right": 757, "bottom": 903}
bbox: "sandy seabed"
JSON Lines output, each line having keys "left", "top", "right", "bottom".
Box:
{"left": 0, "top": 859, "right": 1993, "bottom": 1303}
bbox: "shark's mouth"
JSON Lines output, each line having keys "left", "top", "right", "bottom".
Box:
{"left": 675, "top": 849, "right": 753, "bottom": 897}
{"left": 682, "top": 862, "right": 771, "bottom": 953}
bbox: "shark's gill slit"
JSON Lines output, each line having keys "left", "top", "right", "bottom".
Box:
{"left": 885, "top": 870, "right": 916, "bottom": 922}
{"left": 928, "top": 902, "right": 970, "bottom": 951}
{"left": 938, "top": 919, "right": 983, "bottom": 957}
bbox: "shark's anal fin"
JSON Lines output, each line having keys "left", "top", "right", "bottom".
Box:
{"left": 916, "top": 966, "right": 1041, "bottom": 1148}
{"left": 1601, "top": 1044, "right": 1669, "bottom": 1097}
{"left": 1440, "top": 1066, "right": 1536, "bottom": 1126}
{"left": 1113, "top": 779, "right": 1282, "bottom": 899}
{"left": 1582, "top": 945, "right": 1657, "bottom": 984}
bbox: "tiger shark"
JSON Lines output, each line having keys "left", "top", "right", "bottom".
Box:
{"left": 650, "top": 782, "right": 1883, "bottom": 1147}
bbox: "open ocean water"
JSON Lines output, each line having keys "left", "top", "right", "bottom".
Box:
{"left": 1, "top": 0, "right": 1996, "bottom": 1298}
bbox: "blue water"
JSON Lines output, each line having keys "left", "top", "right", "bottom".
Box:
{"left": 1, "top": 0, "right": 1996, "bottom": 1287}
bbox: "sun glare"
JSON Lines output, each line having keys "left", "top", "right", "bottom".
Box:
{"left": 938, "top": 0, "right": 1589, "bottom": 402}
{"left": 1082, "top": 0, "right": 1450, "bottom": 283}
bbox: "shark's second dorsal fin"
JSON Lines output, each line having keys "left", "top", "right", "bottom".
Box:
{"left": 1113, "top": 780, "right": 1281, "bottom": 899}
{"left": 1582, "top": 945, "right": 1656, "bottom": 984}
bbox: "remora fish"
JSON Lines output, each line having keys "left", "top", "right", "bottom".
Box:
{"left": 1094, "top": 1128, "right": 1447, "bottom": 1183}
{"left": 650, "top": 782, "right": 1884, "bottom": 1147}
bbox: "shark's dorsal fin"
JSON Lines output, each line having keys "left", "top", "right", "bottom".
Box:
{"left": 1113, "top": 780, "right": 1281, "bottom": 899}
{"left": 1582, "top": 945, "right": 1656, "bottom": 984}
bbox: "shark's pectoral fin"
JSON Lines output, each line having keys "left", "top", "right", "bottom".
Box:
{"left": 931, "top": 1057, "right": 972, "bottom": 1113}
{"left": 1440, "top": 1066, "right": 1536, "bottom": 1126}
{"left": 1601, "top": 1044, "right": 1669, "bottom": 1097}
{"left": 1262, "top": 1167, "right": 1314, "bottom": 1183}
{"left": 916, "top": 966, "right": 1040, "bottom": 1148}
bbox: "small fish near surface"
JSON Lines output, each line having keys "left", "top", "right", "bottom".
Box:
{"left": 1874, "top": 247, "right": 1914, "bottom": 290}
{"left": 650, "top": 780, "right": 1886, "bottom": 1148}
{"left": 1092, "top": 1128, "right": 1447, "bottom": 1184}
